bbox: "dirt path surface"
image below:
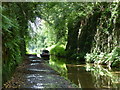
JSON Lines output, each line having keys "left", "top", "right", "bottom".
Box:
{"left": 3, "top": 55, "right": 76, "bottom": 89}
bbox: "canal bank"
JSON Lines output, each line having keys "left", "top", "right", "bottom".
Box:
{"left": 3, "top": 55, "right": 77, "bottom": 89}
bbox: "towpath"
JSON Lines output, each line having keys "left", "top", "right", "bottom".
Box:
{"left": 3, "top": 55, "right": 76, "bottom": 89}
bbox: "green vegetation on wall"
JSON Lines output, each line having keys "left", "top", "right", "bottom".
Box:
{"left": 36, "top": 2, "right": 120, "bottom": 67}
{"left": 2, "top": 2, "right": 36, "bottom": 84}
{"left": 26, "top": 2, "right": 120, "bottom": 67}
{"left": 85, "top": 3, "right": 120, "bottom": 67}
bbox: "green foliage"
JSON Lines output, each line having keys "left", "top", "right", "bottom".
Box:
{"left": 2, "top": 3, "right": 22, "bottom": 84}
{"left": 28, "top": 2, "right": 120, "bottom": 69}
{"left": 108, "top": 47, "right": 120, "bottom": 67}
{"left": 48, "top": 56, "right": 67, "bottom": 77}
{"left": 33, "top": 2, "right": 95, "bottom": 51}
{"left": 85, "top": 53, "right": 98, "bottom": 63}
{"left": 2, "top": 2, "right": 36, "bottom": 84}
{"left": 68, "top": 52, "right": 86, "bottom": 61}
{"left": 50, "top": 44, "right": 66, "bottom": 57}
{"left": 83, "top": 2, "right": 120, "bottom": 68}
{"left": 85, "top": 47, "right": 120, "bottom": 67}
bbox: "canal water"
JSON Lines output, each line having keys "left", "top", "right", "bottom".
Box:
{"left": 48, "top": 56, "right": 120, "bottom": 88}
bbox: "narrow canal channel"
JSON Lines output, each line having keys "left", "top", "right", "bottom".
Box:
{"left": 48, "top": 56, "right": 120, "bottom": 88}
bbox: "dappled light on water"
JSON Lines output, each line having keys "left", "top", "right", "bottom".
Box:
{"left": 49, "top": 56, "right": 120, "bottom": 88}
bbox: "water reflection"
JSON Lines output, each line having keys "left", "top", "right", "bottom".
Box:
{"left": 49, "top": 56, "right": 67, "bottom": 77}
{"left": 84, "top": 63, "right": 120, "bottom": 88}
{"left": 49, "top": 56, "right": 120, "bottom": 88}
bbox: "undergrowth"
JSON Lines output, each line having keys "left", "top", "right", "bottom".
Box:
{"left": 50, "top": 44, "right": 66, "bottom": 57}
{"left": 85, "top": 47, "right": 120, "bottom": 67}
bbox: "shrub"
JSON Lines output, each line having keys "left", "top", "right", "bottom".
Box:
{"left": 84, "top": 46, "right": 120, "bottom": 67}
{"left": 85, "top": 53, "right": 98, "bottom": 63}
{"left": 50, "top": 44, "right": 66, "bottom": 57}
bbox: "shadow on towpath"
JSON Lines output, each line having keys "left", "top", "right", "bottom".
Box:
{"left": 3, "top": 54, "right": 77, "bottom": 89}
